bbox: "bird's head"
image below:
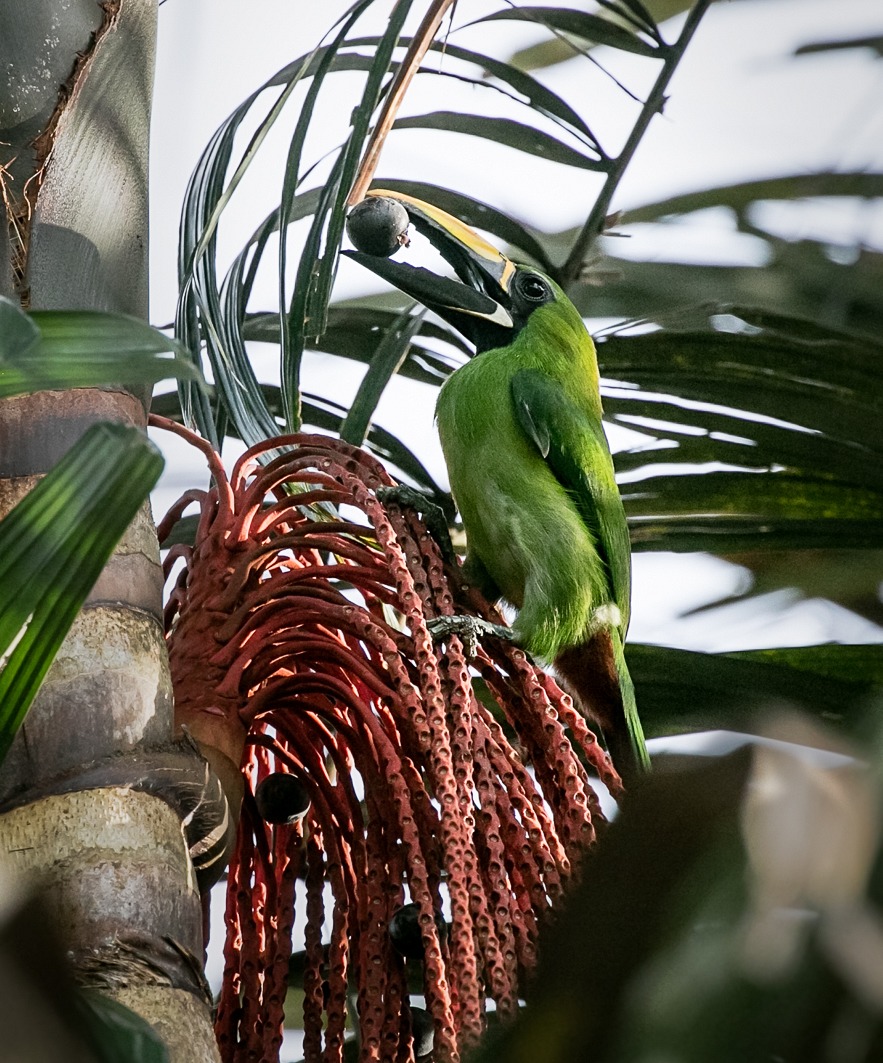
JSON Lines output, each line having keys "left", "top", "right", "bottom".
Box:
{"left": 342, "top": 190, "right": 573, "bottom": 354}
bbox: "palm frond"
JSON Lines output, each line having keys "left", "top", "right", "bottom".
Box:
{"left": 173, "top": 0, "right": 700, "bottom": 455}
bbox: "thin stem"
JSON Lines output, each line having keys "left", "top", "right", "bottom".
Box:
{"left": 560, "top": 0, "right": 712, "bottom": 286}
{"left": 348, "top": 0, "right": 458, "bottom": 206}
{"left": 498, "top": 0, "right": 643, "bottom": 103}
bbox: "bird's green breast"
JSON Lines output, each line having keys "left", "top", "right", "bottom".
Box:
{"left": 435, "top": 306, "right": 613, "bottom": 659}
{"left": 436, "top": 347, "right": 540, "bottom": 603}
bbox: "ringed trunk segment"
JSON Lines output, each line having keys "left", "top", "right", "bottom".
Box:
{"left": 0, "top": 392, "right": 233, "bottom": 893}
{"left": 0, "top": 2, "right": 227, "bottom": 1057}
{"left": 0, "top": 788, "right": 219, "bottom": 1063}
{"left": 0, "top": 390, "right": 171, "bottom": 791}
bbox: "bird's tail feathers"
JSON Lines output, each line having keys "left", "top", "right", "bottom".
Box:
{"left": 554, "top": 627, "right": 650, "bottom": 784}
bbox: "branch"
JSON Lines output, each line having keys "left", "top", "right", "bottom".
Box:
{"left": 560, "top": 0, "right": 712, "bottom": 287}
{"left": 348, "top": 0, "right": 458, "bottom": 206}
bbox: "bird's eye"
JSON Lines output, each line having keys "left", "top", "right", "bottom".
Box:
{"left": 515, "top": 272, "right": 551, "bottom": 304}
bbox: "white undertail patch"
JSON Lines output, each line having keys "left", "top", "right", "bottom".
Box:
{"left": 593, "top": 603, "right": 621, "bottom": 628}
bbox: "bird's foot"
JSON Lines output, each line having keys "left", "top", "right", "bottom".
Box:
{"left": 426, "top": 614, "right": 515, "bottom": 658}
{"left": 376, "top": 485, "right": 456, "bottom": 564}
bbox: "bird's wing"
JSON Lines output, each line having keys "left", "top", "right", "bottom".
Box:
{"left": 510, "top": 368, "right": 631, "bottom": 633}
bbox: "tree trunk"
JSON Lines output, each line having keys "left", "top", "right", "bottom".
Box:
{"left": 0, "top": 2, "right": 221, "bottom": 1058}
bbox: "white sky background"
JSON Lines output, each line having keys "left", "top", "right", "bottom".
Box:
{"left": 149, "top": 0, "right": 883, "bottom": 655}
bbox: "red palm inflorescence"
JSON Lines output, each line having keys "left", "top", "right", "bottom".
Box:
{"left": 151, "top": 416, "right": 621, "bottom": 1063}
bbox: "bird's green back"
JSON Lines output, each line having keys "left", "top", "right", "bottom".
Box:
{"left": 436, "top": 279, "right": 631, "bottom": 661}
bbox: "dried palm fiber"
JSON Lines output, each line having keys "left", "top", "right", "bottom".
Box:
{"left": 151, "top": 417, "right": 621, "bottom": 1063}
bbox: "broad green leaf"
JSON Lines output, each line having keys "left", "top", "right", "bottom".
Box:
{"left": 340, "top": 307, "right": 427, "bottom": 446}
{"left": 627, "top": 642, "right": 882, "bottom": 743}
{"left": 467, "top": 6, "right": 662, "bottom": 58}
{"left": 278, "top": 4, "right": 376, "bottom": 431}
{"left": 622, "top": 172, "right": 883, "bottom": 224}
{"left": 741, "top": 642, "right": 883, "bottom": 687}
{"left": 244, "top": 307, "right": 468, "bottom": 381}
{"left": 345, "top": 35, "right": 604, "bottom": 154}
{"left": 625, "top": 471, "right": 883, "bottom": 552}
{"left": 598, "top": 321, "right": 883, "bottom": 453}
{"left": 175, "top": 2, "right": 378, "bottom": 444}
{"left": 295, "top": 0, "right": 417, "bottom": 405}
{"left": 0, "top": 298, "right": 200, "bottom": 398}
{"left": 0, "top": 423, "right": 163, "bottom": 764}
{"left": 0, "top": 296, "right": 40, "bottom": 361}
{"left": 76, "top": 990, "right": 169, "bottom": 1063}
{"left": 392, "top": 112, "right": 606, "bottom": 170}
{"left": 794, "top": 35, "right": 883, "bottom": 58}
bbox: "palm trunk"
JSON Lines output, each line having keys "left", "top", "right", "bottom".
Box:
{"left": 0, "top": 2, "right": 221, "bottom": 1058}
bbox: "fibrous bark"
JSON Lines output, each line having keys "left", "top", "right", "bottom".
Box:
{"left": 0, "top": 3, "right": 224, "bottom": 1058}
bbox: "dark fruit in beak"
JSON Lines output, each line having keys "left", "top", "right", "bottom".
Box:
{"left": 346, "top": 195, "right": 410, "bottom": 257}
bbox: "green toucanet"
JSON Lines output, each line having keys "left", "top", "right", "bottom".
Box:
{"left": 345, "top": 190, "right": 649, "bottom": 782}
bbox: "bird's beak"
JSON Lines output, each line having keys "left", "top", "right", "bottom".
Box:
{"left": 342, "top": 189, "right": 517, "bottom": 352}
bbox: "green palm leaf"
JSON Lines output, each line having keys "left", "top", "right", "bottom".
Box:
{"left": 628, "top": 642, "right": 883, "bottom": 742}
{"left": 0, "top": 421, "right": 163, "bottom": 763}
{"left": 0, "top": 297, "right": 199, "bottom": 397}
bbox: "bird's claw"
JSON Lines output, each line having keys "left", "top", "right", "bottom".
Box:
{"left": 426, "top": 615, "right": 515, "bottom": 658}
{"left": 376, "top": 486, "right": 456, "bottom": 564}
